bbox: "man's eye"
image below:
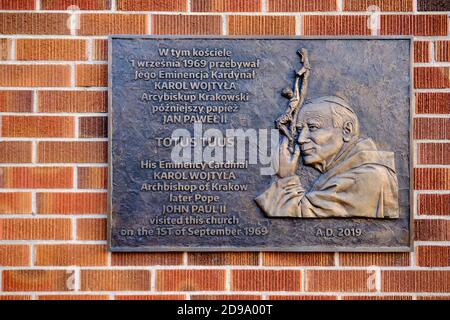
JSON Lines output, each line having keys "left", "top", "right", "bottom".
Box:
{"left": 308, "top": 124, "right": 319, "bottom": 130}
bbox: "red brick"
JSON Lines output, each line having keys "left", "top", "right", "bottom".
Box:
{"left": 0, "top": 38, "right": 12, "bottom": 60}
{"left": 79, "top": 14, "right": 147, "bottom": 35}
{"left": 193, "top": 0, "right": 261, "bottom": 12}
{"left": 0, "top": 142, "right": 32, "bottom": 163}
{"left": 37, "top": 192, "right": 107, "bottom": 214}
{"left": 153, "top": 15, "right": 222, "bottom": 35}
{"left": 263, "top": 252, "right": 334, "bottom": 266}
{"left": 0, "top": 295, "right": 32, "bottom": 300}
{"left": 342, "top": 295, "right": 412, "bottom": 300}
{"left": 414, "top": 168, "right": 450, "bottom": 190}
{"left": 0, "top": 65, "right": 71, "bottom": 87}
{"left": 303, "top": 15, "right": 370, "bottom": 35}
{"left": 41, "top": 0, "right": 111, "bottom": 10}
{"left": 79, "top": 117, "right": 108, "bottom": 138}
{"left": 231, "top": 270, "right": 301, "bottom": 291}
{"left": 307, "top": 270, "right": 374, "bottom": 292}
{"left": 157, "top": 270, "right": 226, "bottom": 291}
{"left": 36, "top": 244, "right": 108, "bottom": 266}
{"left": 269, "top": 0, "right": 336, "bottom": 12}
{"left": 2, "top": 116, "right": 74, "bottom": 137}
{"left": 414, "top": 118, "right": 450, "bottom": 140}
{"left": 38, "top": 142, "right": 107, "bottom": 163}
{"left": 117, "top": 0, "right": 187, "bottom": 11}
{"left": 0, "top": 192, "right": 32, "bottom": 214}
{"left": 436, "top": 41, "right": 450, "bottom": 62}
{"left": 17, "top": 39, "right": 88, "bottom": 61}
{"left": 78, "top": 167, "right": 107, "bottom": 189}
{"left": 192, "top": 295, "right": 262, "bottom": 300}
{"left": 229, "top": 15, "right": 296, "bottom": 35}
{"left": 0, "top": 0, "right": 35, "bottom": 9}
{"left": 92, "top": 39, "right": 108, "bottom": 61}
{"left": 381, "top": 14, "right": 448, "bottom": 36}
{"left": 418, "top": 193, "right": 450, "bottom": 216}
{"left": 81, "top": 270, "right": 151, "bottom": 291}
{"left": 414, "top": 41, "right": 430, "bottom": 63}
{"left": 76, "top": 64, "right": 108, "bottom": 87}
{"left": 416, "top": 92, "right": 450, "bottom": 114}
{"left": 0, "top": 218, "right": 72, "bottom": 240}
{"left": 0, "top": 167, "right": 74, "bottom": 189}
{"left": 38, "top": 91, "right": 107, "bottom": 113}
{"left": 188, "top": 252, "right": 258, "bottom": 265}
{"left": 382, "top": 270, "right": 450, "bottom": 292}
{"left": 77, "top": 218, "right": 107, "bottom": 240}
{"left": 3, "top": 270, "right": 72, "bottom": 292}
{"left": 344, "top": 0, "right": 413, "bottom": 11}
{"left": 418, "top": 143, "right": 450, "bottom": 165}
{"left": 116, "top": 295, "right": 186, "bottom": 300}
{"left": 417, "top": 246, "right": 450, "bottom": 267}
{"left": 0, "top": 245, "right": 30, "bottom": 266}
{"left": 0, "top": 13, "right": 70, "bottom": 35}
{"left": 112, "top": 252, "right": 184, "bottom": 266}
{"left": 38, "top": 295, "right": 109, "bottom": 300}
{"left": 340, "top": 253, "right": 410, "bottom": 266}
{"left": 0, "top": 91, "right": 33, "bottom": 112}
{"left": 415, "top": 219, "right": 450, "bottom": 241}
{"left": 269, "top": 295, "right": 337, "bottom": 300}
{"left": 415, "top": 67, "right": 450, "bottom": 89}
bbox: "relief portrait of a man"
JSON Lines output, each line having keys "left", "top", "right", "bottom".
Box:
{"left": 255, "top": 96, "right": 400, "bottom": 219}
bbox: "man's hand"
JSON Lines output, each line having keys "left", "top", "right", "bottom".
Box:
{"left": 277, "top": 137, "right": 300, "bottom": 178}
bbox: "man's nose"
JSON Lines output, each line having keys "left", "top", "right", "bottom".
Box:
{"left": 297, "top": 127, "right": 309, "bottom": 144}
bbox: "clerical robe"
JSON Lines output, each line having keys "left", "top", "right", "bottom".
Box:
{"left": 255, "top": 138, "right": 399, "bottom": 218}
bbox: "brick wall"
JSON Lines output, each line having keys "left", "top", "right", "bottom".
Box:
{"left": 0, "top": 0, "right": 449, "bottom": 300}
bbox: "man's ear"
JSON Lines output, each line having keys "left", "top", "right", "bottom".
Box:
{"left": 342, "top": 121, "right": 354, "bottom": 142}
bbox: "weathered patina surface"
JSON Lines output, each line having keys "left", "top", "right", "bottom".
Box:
{"left": 109, "top": 37, "right": 412, "bottom": 251}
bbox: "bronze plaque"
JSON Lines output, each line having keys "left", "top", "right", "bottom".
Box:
{"left": 109, "top": 36, "right": 413, "bottom": 252}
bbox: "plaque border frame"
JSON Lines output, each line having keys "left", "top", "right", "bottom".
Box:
{"left": 107, "top": 35, "right": 414, "bottom": 253}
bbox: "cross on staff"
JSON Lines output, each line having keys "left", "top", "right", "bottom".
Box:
{"left": 275, "top": 48, "right": 312, "bottom": 153}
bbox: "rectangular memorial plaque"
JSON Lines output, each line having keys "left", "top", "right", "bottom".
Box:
{"left": 109, "top": 36, "right": 413, "bottom": 252}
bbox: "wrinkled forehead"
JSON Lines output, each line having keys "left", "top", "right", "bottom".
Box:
{"left": 297, "top": 102, "right": 333, "bottom": 124}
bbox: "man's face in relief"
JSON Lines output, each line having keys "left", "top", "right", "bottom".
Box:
{"left": 296, "top": 102, "right": 345, "bottom": 172}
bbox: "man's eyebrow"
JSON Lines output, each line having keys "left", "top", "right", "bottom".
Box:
{"left": 296, "top": 117, "right": 323, "bottom": 129}
{"left": 304, "top": 116, "right": 324, "bottom": 124}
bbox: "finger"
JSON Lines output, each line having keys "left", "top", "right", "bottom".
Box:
{"left": 284, "top": 182, "right": 301, "bottom": 189}
{"left": 294, "top": 143, "right": 300, "bottom": 155}
{"left": 281, "top": 181, "right": 299, "bottom": 188}
{"left": 283, "top": 182, "right": 298, "bottom": 189}
{"left": 285, "top": 186, "right": 305, "bottom": 194}
{"left": 285, "top": 185, "right": 304, "bottom": 191}
{"left": 279, "top": 137, "right": 287, "bottom": 151}
{"left": 280, "top": 139, "right": 290, "bottom": 157}
{"left": 281, "top": 192, "right": 303, "bottom": 203}
{"left": 291, "top": 143, "right": 301, "bottom": 161}
{"left": 286, "top": 190, "right": 304, "bottom": 196}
